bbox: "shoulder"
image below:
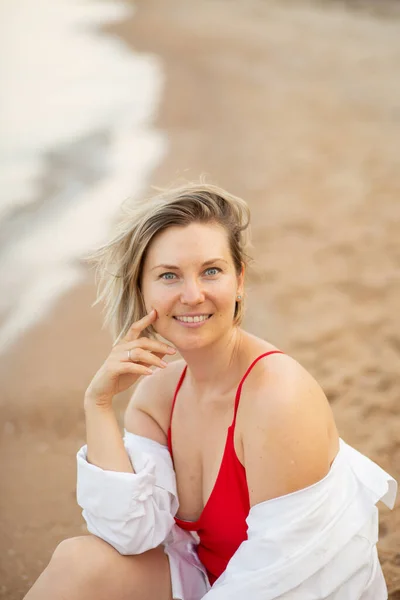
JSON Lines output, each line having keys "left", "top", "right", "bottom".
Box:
{"left": 124, "top": 358, "right": 186, "bottom": 443}
{"left": 239, "top": 351, "right": 333, "bottom": 424}
{"left": 238, "top": 352, "right": 339, "bottom": 506}
{"left": 240, "top": 351, "right": 332, "bottom": 420}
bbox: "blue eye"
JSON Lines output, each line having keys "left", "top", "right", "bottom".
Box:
{"left": 204, "top": 267, "right": 221, "bottom": 276}
{"left": 160, "top": 272, "right": 177, "bottom": 280}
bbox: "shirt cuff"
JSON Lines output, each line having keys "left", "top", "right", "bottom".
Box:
{"left": 76, "top": 444, "right": 156, "bottom": 520}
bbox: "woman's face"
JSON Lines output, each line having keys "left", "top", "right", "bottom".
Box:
{"left": 141, "top": 222, "right": 244, "bottom": 351}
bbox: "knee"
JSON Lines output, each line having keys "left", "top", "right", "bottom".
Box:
{"left": 50, "top": 535, "right": 115, "bottom": 580}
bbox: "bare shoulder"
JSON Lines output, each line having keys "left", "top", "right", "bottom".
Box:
{"left": 240, "top": 351, "right": 335, "bottom": 426}
{"left": 124, "top": 359, "right": 186, "bottom": 445}
{"left": 238, "top": 352, "right": 339, "bottom": 506}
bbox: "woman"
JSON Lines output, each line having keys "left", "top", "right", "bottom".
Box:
{"left": 25, "top": 183, "right": 396, "bottom": 600}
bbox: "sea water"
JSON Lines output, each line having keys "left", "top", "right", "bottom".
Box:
{"left": 0, "top": 0, "right": 166, "bottom": 351}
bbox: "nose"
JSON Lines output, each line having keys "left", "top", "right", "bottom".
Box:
{"left": 180, "top": 278, "right": 205, "bottom": 305}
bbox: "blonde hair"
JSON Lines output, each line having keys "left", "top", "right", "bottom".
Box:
{"left": 86, "top": 183, "right": 252, "bottom": 343}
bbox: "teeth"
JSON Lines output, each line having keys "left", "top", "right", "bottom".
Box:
{"left": 176, "top": 315, "right": 210, "bottom": 323}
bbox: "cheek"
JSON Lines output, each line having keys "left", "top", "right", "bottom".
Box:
{"left": 142, "top": 282, "right": 160, "bottom": 315}
{"left": 209, "top": 285, "right": 237, "bottom": 316}
{"left": 144, "top": 285, "right": 176, "bottom": 316}
{"left": 217, "top": 280, "right": 237, "bottom": 302}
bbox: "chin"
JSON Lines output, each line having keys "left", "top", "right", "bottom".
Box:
{"left": 154, "top": 323, "right": 214, "bottom": 351}
{"left": 176, "top": 337, "right": 213, "bottom": 352}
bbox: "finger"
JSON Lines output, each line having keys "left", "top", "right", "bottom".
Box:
{"left": 115, "top": 361, "right": 153, "bottom": 377}
{"left": 123, "top": 337, "right": 176, "bottom": 356}
{"left": 123, "top": 309, "right": 158, "bottom": 342}
{"left": 122, "top": 347, "right": 169, "bottom": 370}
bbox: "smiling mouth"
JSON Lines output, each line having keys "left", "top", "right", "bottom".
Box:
{"left": 173, "top": 314, "right": 212, "bottom": 323}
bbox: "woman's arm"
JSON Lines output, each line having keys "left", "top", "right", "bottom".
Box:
{"left": 202, "top": 364, "right": 397, "bottom": 599}
{"left": 83, "top": 310, "right": 175, "bottom": 471}
{"left": 84, "top": 401, "right": 134, "bottom": 472}
{"left": 242, "top": 361, "right": 336, "bottom": 507}
{"left": 76, "top": 368, "right": 180, "bottom": 555}
{"left": 77, "top": 427, "right": 179, "bottom": 555}
{"left": 83, "top": 362, "right": 171, "bottom": 472}
{"left": 76, "top": 309, "right": 182, "bottom": 554}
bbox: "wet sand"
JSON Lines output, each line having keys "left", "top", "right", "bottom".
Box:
{"left": 1, "top": 0, "right": 399, "bottom": 597}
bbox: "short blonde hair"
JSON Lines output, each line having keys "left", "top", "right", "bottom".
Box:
{"left": 86, "top": 183, "right": 252, "bottom": 343}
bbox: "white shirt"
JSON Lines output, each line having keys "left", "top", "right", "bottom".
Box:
{"left": 77, "top": 432, "right": 397, "bottom": 600}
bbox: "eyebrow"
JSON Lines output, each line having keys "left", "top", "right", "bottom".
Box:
{"left": 151, "top": 258, "right": 228, "bottom": 271}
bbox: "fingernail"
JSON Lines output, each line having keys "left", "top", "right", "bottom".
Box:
{"left": 167, "top": 348, "right": 176, "bottom": 354}
{"left": 160, "top": 360, "right": 168, "bottom": 367}
{"left": 146, "top": 368, "right": 153, "bottom": 374}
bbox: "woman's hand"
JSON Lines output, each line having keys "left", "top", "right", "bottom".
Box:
{"left": 84, "top": 309, "right": 176, "bottom": 409}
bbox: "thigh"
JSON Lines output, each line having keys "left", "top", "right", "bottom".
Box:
{"left": 27, "top": 535, "right": 173, "bottom": 600}
{"left": 90, "top": 539, "right": 173, "bottom": 600}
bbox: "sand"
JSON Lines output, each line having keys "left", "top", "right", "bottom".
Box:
{"left": 1, "top": 0, "right": 399, "bottom": 597}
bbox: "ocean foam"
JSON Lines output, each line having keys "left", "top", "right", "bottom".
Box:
{"left": 0, "top": 0, "right": 166, "bottom": 351}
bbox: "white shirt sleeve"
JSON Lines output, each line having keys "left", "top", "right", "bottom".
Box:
{"left": 202, "top": 439, "right": 397, "bottom": 600}
{"left": 76, "top": 430, "right": 179, "bottom": 555}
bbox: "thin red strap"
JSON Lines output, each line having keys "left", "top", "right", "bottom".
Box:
{"left": 171, "top": 365, "right": 187, "bottom": 415}
{"left": 232, "top": 351, "right": 284, "bottom": 424}
{"left": 168, "top": 365, "right": 187, "bottom": 456}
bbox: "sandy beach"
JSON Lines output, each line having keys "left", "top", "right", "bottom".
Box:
{"left": 1, "top": 0, "right": 399, "bottom": 597}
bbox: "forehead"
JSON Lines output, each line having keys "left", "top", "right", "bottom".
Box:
{"left": 145, "top": 222, "right": 231, "bottom": 263}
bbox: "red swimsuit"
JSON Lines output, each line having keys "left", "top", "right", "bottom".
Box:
{"left": 167, "top": 351, "right": 284, "bottom": 585}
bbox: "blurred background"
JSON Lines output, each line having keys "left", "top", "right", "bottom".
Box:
{"left": 0, "top": 0, "right": 399, "bottom": 597}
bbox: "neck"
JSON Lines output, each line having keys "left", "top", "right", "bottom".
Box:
{"left": 177, "top": 327, "right": 245, "bottom": 399}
